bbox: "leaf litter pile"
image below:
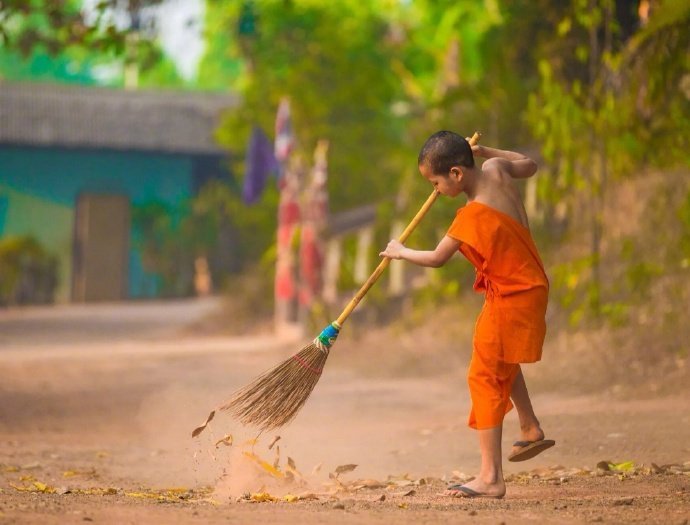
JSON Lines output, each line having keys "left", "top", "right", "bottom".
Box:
{"left": 2, "top": 461, "right": 212, "bottom": 503}
{"left": 3, "top": 444, "right": 690, "bottom": 510}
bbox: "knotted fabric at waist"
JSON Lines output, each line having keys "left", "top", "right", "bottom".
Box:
{"left": 474, "top": 270, "right": 548, "bottom": 307}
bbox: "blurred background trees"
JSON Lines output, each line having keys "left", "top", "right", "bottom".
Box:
{"left": 1, "top": 0, "right": 688, "bottom": 330}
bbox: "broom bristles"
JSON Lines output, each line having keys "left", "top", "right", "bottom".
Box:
{"left": 220, "top": 341, "right": 330, "bottom": 431}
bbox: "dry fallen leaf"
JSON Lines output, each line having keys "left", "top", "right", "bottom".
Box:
{"left": 352, "top": 479, "right": 387, "bottom": 490}
{"left": 334, "top": 464, "right": 358, "bottom": 476}
{"left": 609, "top": 461, "right": 635, "bottom": 472}
{"left": 63, "top": 468, "right": 97, "bottom": 479}
{"left": 251, "top": 492, "right": 277, "bottom": 502}
{"left": 242, "top": 452, "right": 284, "bottom": 479}
{"left": 214, "top": 434, "right": 233, "bottom": 448}
{"left": 126, "top": 492, "right": 158, "bottom": 499}
{"left": 297, "top": 492, "right": 319, "bottom": 501}
{"left": 273, "top": 447, "right": 281, "bottom": 470}
{"left": 191, "top": 410, "right": 215, "bottom": 438}
{"left": 268, "top": 436, "right": 281, "bottom": 450}
{"left": 388, "top": 479, "right": 415, "bottom": 488}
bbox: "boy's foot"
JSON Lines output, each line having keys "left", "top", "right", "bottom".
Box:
{"left": 444, "top": 478, "right": 505, "bottom": 499}
{"left": 508, "top": 438, "right": 555, "bottom": 462}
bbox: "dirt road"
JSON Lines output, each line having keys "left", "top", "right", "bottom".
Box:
{"left": 1, "top": 299, "right": 688, "bottom": 524}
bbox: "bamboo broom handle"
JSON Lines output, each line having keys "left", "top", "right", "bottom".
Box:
{"left": 335, "top": 131, "right": 481, "bottom": 326}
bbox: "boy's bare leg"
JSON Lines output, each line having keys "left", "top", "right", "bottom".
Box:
{"left": 447, "top": 425, "right": 506, "bottom": 497}
{"left": 510, "top": 367, "right": 545, "bottom": 445}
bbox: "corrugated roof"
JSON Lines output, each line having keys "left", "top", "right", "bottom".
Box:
{"left": 0, "top": 81, "right": 239, "bottom": 155}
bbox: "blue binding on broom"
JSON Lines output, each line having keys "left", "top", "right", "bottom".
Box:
{"left": 313, "top": 321, "right": 341, "bottom": 353}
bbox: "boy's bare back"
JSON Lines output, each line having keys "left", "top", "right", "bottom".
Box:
{"left": 470, "top": 146, "right": 538, "bottom": 229}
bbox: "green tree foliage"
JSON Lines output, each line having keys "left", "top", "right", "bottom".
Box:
{"left": 200, "top": 0, "right": 406, "bottom": 212}
{"left": 0, "top": 0, "right": 162, "bottom": 55}
{"left": 526, "top": 0, "right": 689, "bottom": 324}
{"left": 0, "top": 0, "right": 183, "bottom": 87}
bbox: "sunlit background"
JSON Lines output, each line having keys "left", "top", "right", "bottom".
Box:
{"left": 0, "top": 1, "right": 689, "bottom": 520}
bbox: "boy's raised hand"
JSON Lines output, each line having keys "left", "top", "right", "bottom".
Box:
{"left": 466, "top": 137, "right": 485, "bottom": 157}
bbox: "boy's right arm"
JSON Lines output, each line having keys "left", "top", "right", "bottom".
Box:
{"left": 472, "top": 145, "right": 538, "bottom": 179}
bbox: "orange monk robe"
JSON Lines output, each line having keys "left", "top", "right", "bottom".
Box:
{"left": 447, "top": 201, "right": 549, "bottom": 430}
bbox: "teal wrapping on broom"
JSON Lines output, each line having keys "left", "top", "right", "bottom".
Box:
{"left": 313, "top": 321, "right": 341, "bottom": 353}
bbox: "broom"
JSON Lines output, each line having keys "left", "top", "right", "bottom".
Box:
{"left": 192, "top": 131, "right": 482, "bottom": 437}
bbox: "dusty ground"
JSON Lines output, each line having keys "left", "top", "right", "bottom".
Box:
{"left": 1, "top": 298, "right": 689, "bottom": 524}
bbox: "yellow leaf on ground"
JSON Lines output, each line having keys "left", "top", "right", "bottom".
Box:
{"left": 284, "top": 494, "right": 299, "bottom": 502}
{"left": 33, "top": 481, "right": 54, "bottom": 493}
{"left": 251, "top": 492, "right": 277, "bottom": 502}
{"left": 609, "top": 461, "right": 635, "bottom": 472}
{"left": 126, "top": 492, "right": 158, "bottom": 499}
{"left": 163, "top": 487, "right": 189, "bottom": 494}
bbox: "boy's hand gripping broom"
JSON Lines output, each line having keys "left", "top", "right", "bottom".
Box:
{"left": 192, "top": 131, "right": 482, "bottom": 437}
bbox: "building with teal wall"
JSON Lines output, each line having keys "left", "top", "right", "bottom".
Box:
{"left": 0, "top": 81, "right": 237, "bottom": 303}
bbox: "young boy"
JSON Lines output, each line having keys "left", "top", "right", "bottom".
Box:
{"left": 379, "top": 130, "right": 554, "bottom": 499}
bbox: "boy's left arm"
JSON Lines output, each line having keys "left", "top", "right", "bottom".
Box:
{"left": 379, "top": 236, "right": 460, "bottom": 268}
{"left": 473, "top": 145, "right": 538, "bottom": 179}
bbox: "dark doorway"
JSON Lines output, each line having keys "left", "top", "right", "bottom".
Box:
{"left": 72, "top": 193, "right": 130, "bottom": 302}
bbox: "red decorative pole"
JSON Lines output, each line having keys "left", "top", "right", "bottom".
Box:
{"left": 299, "top": 140, "right": 329, "bottom": 323}
{"left": 274, "top": 97, "right": 301, "bottom": 333}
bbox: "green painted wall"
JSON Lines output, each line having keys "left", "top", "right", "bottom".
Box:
{"left": 0, "top": 183, "right": 73, "bottom": 301}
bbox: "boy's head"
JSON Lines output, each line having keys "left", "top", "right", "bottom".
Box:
{"left": 417, "top": 130, "right": 474, "bottom": 175}
{"left": 417, "top": 131, "right": 474, "bottom": 196}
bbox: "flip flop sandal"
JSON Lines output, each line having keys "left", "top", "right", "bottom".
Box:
{"left": 508, "top": 439, "right": 556, "bottom": 462}
{"left": 444, "top": 484, "right": 504, "bottom": 499}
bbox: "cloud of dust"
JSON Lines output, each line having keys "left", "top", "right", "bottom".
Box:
{"left": 211, "top": 442, "right": 324, "bottom": 502}
{"left": 134, "top": 383, "right": 329, "bottom": 499}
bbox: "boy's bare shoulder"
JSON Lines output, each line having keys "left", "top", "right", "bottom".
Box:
{"left": 481, "top": 157, "right": 512, "bottom": 174}
{"left": 480, "top": 158, "right": 514, "bottom": 184}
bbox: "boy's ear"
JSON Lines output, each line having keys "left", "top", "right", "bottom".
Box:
{"left": 451, "top": 167, "right": 463, "bottom": 180}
